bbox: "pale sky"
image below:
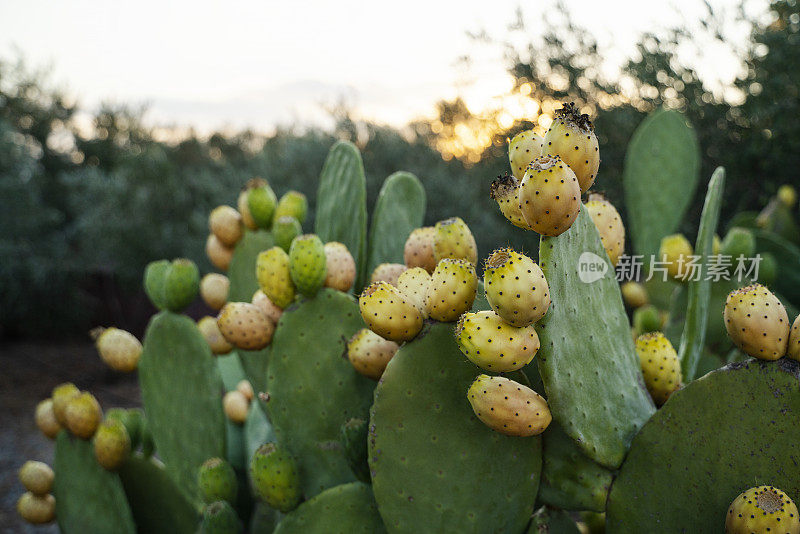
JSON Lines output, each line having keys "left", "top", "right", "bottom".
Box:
{"left": 0, "top": 0, "right": 765, "bottom": 134}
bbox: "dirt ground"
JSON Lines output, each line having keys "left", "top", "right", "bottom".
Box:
{"left": 0, "top": 342, "right": 141, "bottom": 534}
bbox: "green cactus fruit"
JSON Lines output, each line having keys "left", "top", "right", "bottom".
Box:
{"left": 35, "top": 399, "right": 61, "bottom": 440}
{"left": 251, "top": 289, "right": 283, "bottom": 324}
{"left": 339, "top": 418, "right": 370, "bottom": 483}
{"left": 19, "top": 461, "right": 54, "bottom": 495}
{"left": 433, "top": 217, "right": 478, "bottom": 265}
{"left": 274, "top": 190, "right": 308, "bottom": 224}
{"left": 247, "top": 179, "right": 278, "bottom": 230}
{"left": 105, "top": 408, "right": 143, "bottom": 451}
{"left": 237, "top": 188, "right": 258, "bottom": 231}
{"left": 425, "top": 258, "right": 478, "bottom": 322}
{"left": 633, "top": 305, "right": 662, "bottom": 336}
{"left": 273, "top": 215, "right": 302, "bottom": 252}
{"left": 778, "top": 184, "right": 797, "bottom": 208}
{"left": 509, "top": 129, "right": 543, "bottom": 180}
{"left": 586, "top": 194, "right": 625, "bottom": 266}
{"left": 323, "top": 242, "right": 356, "bottom": 292}
{"left": 206, "top": 234, "right": 233, "bottom": 272}
{"left": 346, "top": 328, "right": 399, "bottom": 380}
{"left": 490, "top": 173, "right": 534, "bottom": 230}
{"left": 209, "top": 205, "right": 243, "bottom": 248}
{"left": 198, "top": 457, "right": 238, "bottom": 505}
{"left": 658, "top": 234, "right": 694, "bottom": 281}
{"left": 256, "top": 247, "right": 296, "bottom": 308}
{"left": 369, "top": 262, "right": 407, "bottom": 286}
{"left": 542, "top": 101, "right": 600, "bottom": 193}
{"left": 200, "top": 273, "right": 229, "bottom": 311}
{"left": 455, "top": 311, "right": 539, "bottom": 372}
{"left": 162, "top": 258, "right": 200, "bottom": 312}
{"left": 403, "top": 226, "right": 437, "bottom": 273}
{"left": 358, "top": 281, "right": 423, "bottom": 342}
{"left": 634, "top": 332, "right": 682, "bottom": 406}
{"left": 250, "top": 443, "right": 302, "bottom": 513}
{"left": 721, "top": 227, "right": 756, "bottom": 261}
{"left": 621, "top": 281, "right": 649, "bottom": 308}
{"left": 518, "top": 155, "right": 582, "bottom": 236}
{"left": 17, "top": 492, "right": 55, "bottom": 525}
{"left": 201, "top": 500, "right": 241, "bottom": 534}
{"left": 396, "top": 267, "right": 431, "bottom": 317}
{"left": 143, "top": 259, "right": 170, "bottom": 309}
{"left": 758, "top": 252, "right": 778, "bottom": 285}
{"left": 467, "top": 374, "right": 552, "bottom": 436}
{"left": 94, "top": 418, "right": 131, "bottom": 470}
{"left": 788, "top": 315, "right": 800, "bottom": 361}
{"left": 483, "top": 247, "right": 550, "bottom": 326}
{"left": 724, "top": 284, "right": 789, "bottom": 360}
{"left": 217, "top": 302, "right": 274, "bottom": 351}
{"left": 65, "top": 391, "right": 102, "bottom": 439}
{"left": 725, "top": 485, "right": 800, "bottom": 534}
{"left": 94, "top": 327, "right": 142, "bottom": 372}
{"left": 198, "top": 316, "right": 234, "bottom": 355}
{"left": 289, "top": 234, "right": 327, "bottom": 297}
{"left": 52, "top": 382, "right": 81, "bottom": 427}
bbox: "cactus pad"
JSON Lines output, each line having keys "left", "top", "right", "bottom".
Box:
{"left": 228, "top": 229, "right": 275, "bottom": 302}
{"left": 273, "top": 482, "right": 385, "bottom": 534}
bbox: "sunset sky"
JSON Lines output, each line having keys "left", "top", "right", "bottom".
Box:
{"left": 0, "top": 0, "right": 765, "bottom": 134}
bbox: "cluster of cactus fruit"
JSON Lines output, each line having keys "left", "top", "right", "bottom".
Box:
{"left": 16, "top": 102, "right": 800, "bottom": 534}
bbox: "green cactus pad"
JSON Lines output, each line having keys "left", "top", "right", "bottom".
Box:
{"left": 339, "top": 418, "right": 370, "bottom": 483}
{"left": 53, "top": 432, "right": 136, "bottom": 534}
{"left": 244, "top": 402, "right": 276, "bottom": 466}
{"left": 606, "top": 359, "right": 800, "bottom": 532}
{"left": 144, "top": 259, "right": 170, "bottom": 310}
{"left": 238, "top": 347, "right": 270, "bottom": 397}
{"left": 266, "top": 288, "right": 373, "bottom": 498}
{"left": 369, "top": 322, "right": 541, "bottom": 533}
{"left": 228, "top": 230, "right": 275, "bottom": 302}
{"left": 538, "top": 207, "right": 655, "bottom": 468}
{"left": 364, "top": 171, "right": 425, "bottom": 287}
{"left": 273, "top": 482, "right": 385, "bottom": 534}
{"left": 753, "top": 229, "right": 800, "bottom": 305}
{"left": 314, "top": 141, "right": 367, "bottom": 290}
{"left": 119, "top": 455, "right": 199, "bottom": 534}
{"left": 217, "top": 354, "right": 248, "bottom": 471}
{"left": 139, "top": 312, "right": 227, "bottom": 498}
{"left": 623, "top": 108, "right": 701, "bottom": 259}
{"left": 249, "top": 503, "right": 281, "bottom": 534}
{"left": 527, "top": 507, "right": 582, "bottom": 534}
{"left": 537, "top": 423, "right": 613, "bottom": 512}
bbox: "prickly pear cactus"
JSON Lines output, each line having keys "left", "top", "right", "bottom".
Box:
{"left": 273, "top": 482, "right": 385, "bottom": 534}
{"left": 266, "top": 288, "right": 374, "bottom": 498}
{"left": 753, "top": 229, "right": 800, "bottom": 305}
{"left": 606, "top": 359, "right": 800, "bottom": 532}
{"left": 228, "top": 229, "right": 275, "bottom": 302}
{"left": 538, "top": 207, "right": 655, "bottom": 468}
{"left": 139, "top": 312, "right": 226, "bottom": 497}
{"left": 527, "top": 507, "right": 582, "bottom": 534}
{"left": 237, "top": 346, "right": 270, "bottom": 401}
{"left": 369, "top": 322, "right": 541, "bottom": 533}
{"left": 53, "top": 433, "right": 136, "bottom": 534}
{"left": 623, "top": 109, "right": 701, "bottom": 260}
{"left": 216, "top": 353, "right": 248, "bottom": 471}
{"left": 244, "top": 402, "right": 276, "bottom": 465}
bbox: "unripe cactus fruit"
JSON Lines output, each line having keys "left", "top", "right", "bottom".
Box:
{"left": 725, "top": 485, "right": 800, "bottom": 534}
{"left": 51, "top": 383, "right": 80, "bottom": 427}
{"left": 720, "top": 227, "right": 756, "bottom": 261}
{"left": 143, "top": 259, "right": 170, "bottom": 309}
{"left": 273, "top": 216, "right": 302, "bottom": 252}
{"left": 633, "top": 305, "right": 662, "bottom": 336}
{"left": 788, "top": 315, "right": 800, "bottom": 362}
{"left": 426, "top": 258, "right": 478, "bottom": 322}
{"left": 490, "top": 173, "right": 533, "bottom": 230}
{"left": 724, "top": 284, "right": 789, "bottom": 360}
{"left": 403, "top": 226, "right": 437, "bottom": 273}
{"left": 541, "top": 102, "right": 600, "bottom": 193}
{"left": 237, "top": 189, "right": 258, "bottom": 230}
{"left": 509, "top": 129, "right": 543, "bottom": 180}
{"left": 16, "top": 492, "right": 55, "bottom": 525}
{"left": 162, "top": 259, "right": 200, "bottom": 312}
{"left": 35, "top": 399, "right": 61, "bottom": 440}
{"left": 467, "top": 374, "right": 551, "bottom": 436}
{"left": 621, "top": 281, "right": 649, "bottom": 308}
{"left": 433, "top": 217, "right": 478, "bottom": 265}
{"left": 256, "top": 247, "right": 296, "bottom": 309}
{"left": 201, "top": 500, "right": 241, "bottom": 534}
{"left": 236, "top": 380, "right": 254, "bottom": 401}
{"left": 250, "top": 443, "right": 302, "bottom": 513}
{"left": 323, "top": 242, "right": 356, "bottom": 292}
{"left": 586, "top": 194, "right": 625, "bottom": 266}
{"left": 455, "top": 311, "right": 540, "bottom": 372}
{"left": 197, "top": 316, "right": 234, "bottom": 355}
{"left": 288, "top": 234, "right": 327, "bottom": 297}
{"left": 94, "top": 327, "right": 142, "bottom": 372}
{"left": 273, "top": 190, "right": 308, "bottom": 224}
{"left": 778, "top": 184, "right": 797, "bottom": 209}
{"left": 347, "top": 328, "right": 400, "bottom": 380}
{"left": 198, "top": 457, "right": 238, "bottom": 505}
{"left": 93, "top": 418, "right": 131, "bottom": 470}
{"left": 223, "top": 390, "right": 249, "bottom": 424}
{"left": 18, "top": 461, "right": 54, "bottom": 495}
{"left": 209, "top": 205, "right": 243, "bottom": 247}
{"left": 370, "top": 262, "right": 408, "bottom": 286}
{"left": 200, "top": 273, "right": 230, "bottom": 311}
{"left": 217, "top": 302, "right": 274, "bottom": 351}
{"left": 483, "top": 248, "right": 550, "bottom": 327}
{"left": 65, "top": 392, "right": 102, "bottom": 439}
{"left": 634, "top": 332, "right": 682, "bottom": 406}
{"left": 396, "top": 267, "right": 431, "bottom": 318}
{"left": 105, "top": 408, "right": 143, "bottom": 450}
{"left": 658, "top": 234, "right": 694, "bottom": 281}
{"left": 251, "top": 290, "right": 283, "bottom": 324}
{"left": 246, "top": 179, "right": 278, "bottom": 230}
{"left": 206, "top": 234, "right": 233, "bottom": 272}
{"left": 359, "top": 282, "right": 424, "bottom": 342}
{"left": 518, "top": 155, "right": 581, "bottom": 237}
